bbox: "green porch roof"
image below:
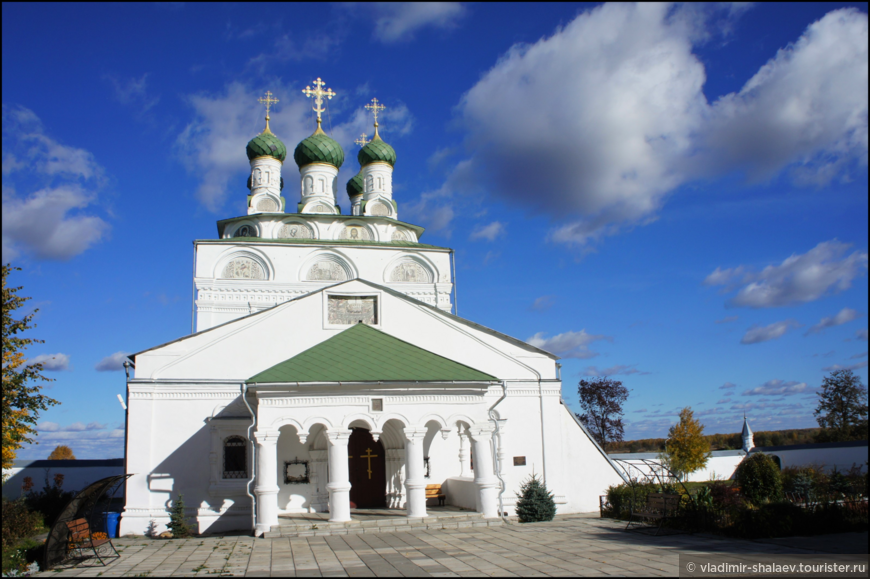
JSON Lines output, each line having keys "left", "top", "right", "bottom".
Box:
{"left": 248, "top": 323, "right": 497, "bottom": 383}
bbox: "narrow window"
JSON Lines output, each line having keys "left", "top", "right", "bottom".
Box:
{"left": 223, "top": 436, "right": 247, "bottom": 479}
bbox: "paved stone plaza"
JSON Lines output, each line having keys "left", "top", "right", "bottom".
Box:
{"left": 36, "top": 515, "right": 868, "bottom": 577}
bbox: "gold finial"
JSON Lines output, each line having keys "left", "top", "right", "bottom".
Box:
{"left": 365, "top": 98, "right": 386, "bottom": 138}
{"left": 355, "top": 133, "right": 370, "bottom": 147}
{"left": 302, "top": 77, "right": 336, "bottom": 131}
{"left": 257, "top": 90, "right": 279, "bottom": 133}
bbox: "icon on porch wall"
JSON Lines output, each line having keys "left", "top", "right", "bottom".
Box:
{"left": 513, "top": 456, "right": 527, "bottom": 466}
{"left": 371, "top": 398, "right": 383, "bottom": 412}
{"left": 284, "top": 458, "right": 310, "bottom": 484}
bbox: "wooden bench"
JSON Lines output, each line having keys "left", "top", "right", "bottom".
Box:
{"left": 65, "top": 518, "right": 119, "bottom": 565}
{"left": 425, "top": 484, "right": 446, "bottom": 506}
{"left": 625, "top": 493, "right": 681, "bottom": 535}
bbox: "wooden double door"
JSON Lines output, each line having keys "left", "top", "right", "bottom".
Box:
{"left": 348, "top": 428, "right": 387, "bottom": 508}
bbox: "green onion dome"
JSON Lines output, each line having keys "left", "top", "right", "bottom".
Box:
{"left": 293, "top": 125, "right": 345, "bottom": 169}
{"left": 357, "top": 133, "right": 396, "bottom": 167}
{"left": 246, "top": 129, "right": 287, "bottom": 162}
{"left": 346, "top": 171, "right": 364, "bottom": 198}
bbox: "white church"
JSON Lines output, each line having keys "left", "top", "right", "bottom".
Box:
{"left": 120, "top": 80, "right": 623, "bottom": 537}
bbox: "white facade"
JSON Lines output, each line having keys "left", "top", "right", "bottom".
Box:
{"left": 122, "top": 279, "right": 623, "bottom": 536}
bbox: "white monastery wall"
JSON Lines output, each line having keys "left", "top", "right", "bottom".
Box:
{"left": 3, "top": 460, "right": 124, "bottom": 500}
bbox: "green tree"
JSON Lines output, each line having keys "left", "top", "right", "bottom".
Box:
{"left": 734, "top": 452, "right": 782, "bottom": 505}
{"left": 47, "top": 445, "right": 75, "bottom": 460}
{"left": 663, "top": 407, "right": 711, "bottom": 478}
{"left": 167, "top": 494, "right": 193, "bottom": 538}
{"left": 515, "top": 473, "right": 556, "bottom": 523}
{"left": 2, "top": 264, "right": 58, "bottom": 469}
{"left": 577, "top": 377, "right": 629, "bottom": 450}
{"left": 814, "top": 369, "right": 868, "bottom": 442}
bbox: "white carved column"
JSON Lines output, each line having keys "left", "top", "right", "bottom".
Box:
{"left": 458, "top": 428, "right": 471, "bottom": 478}
{"left": 308, "top": 450, "right": 328, "bottom": 512}
{"left": 254, "top": 430, "right": 280, "bottom": 535}
{"left": 495, "top": 420, "right": 507, "bottom": 477}
{"left": 384, "top": 448, "right": 404, "bottom": 508}
{"left": 326, "top": 429, "right": 352, "bottom": 522}
{"left": 469, "top": 426, "right": 500, "bottom": 519}
{"left": 403, "top": 427, "right": 428, "bottom": 518}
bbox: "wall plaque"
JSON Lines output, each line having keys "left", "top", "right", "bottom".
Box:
{"left": 328, "top": 295, "right": 377, "bottom": 325}
{"left": 513, "top": 456, "right": 527, "bottom": 466}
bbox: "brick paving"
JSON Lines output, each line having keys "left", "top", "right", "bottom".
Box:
{"left": 35, "top": 515, "right": 868, "bottom": 577}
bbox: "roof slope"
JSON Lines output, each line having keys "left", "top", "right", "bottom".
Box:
{"left": 248, "top": 323, "right": 497, "bottom": 383}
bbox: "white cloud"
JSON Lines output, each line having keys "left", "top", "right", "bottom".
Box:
{"left": 856, "top": 328, "right": 868, "bottom": 341}
{"left": 21, "top": 423, "right": 124, "bottom": 460}
{"left": 95, "top": 351, "right": 132, "bottom": 372}
{"left": 29, "top": 353, "right": 71, "bottom": 372}
{"left": 368, "top": 3, "right": 466, "bottom": 43}
{"left": 706, "top": 241, "right": 868, "bottom": 308}
{"left": 850, "top": 351, "right": 868, "bottom": 359}
{"left": 741, "top": 319, "right": 801, "bottom": 344}
{"left": 104, "top": 73, "right": 160, "bottom": 117}
{"left": 719, "top": 382, "right": 737, "bottom": 390}
{"left": 742, "top": 379, "right": 812, "bottom": 396}
{"left": 823, "top": 360, "right": 869, "bottom": 372}
{"left": 530, "top": 296, "right": 555, "bottom": 312}
{"left": 527, "top": 329, "right": 612, "bottom": 359}
{"left": 715, "top": 316, "right": 739, "bottom": 324}
{"left": 440, "top": 5, "right": 867, "bottom": 249}
{"left": 807, "top": 307, "right": 863, "bottom": 334}
{"left": 583, "top": 364, "right": 649, "bottom": 376}
{"left": 469, "top": 221, "right": 505, "bottom": 242}
{"left": 2, "top": 105, "right": 110, "bottom": 261}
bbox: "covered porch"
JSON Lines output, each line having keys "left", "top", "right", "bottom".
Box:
{"left": 246, "top": 323, "right": 506, "bottom": 536}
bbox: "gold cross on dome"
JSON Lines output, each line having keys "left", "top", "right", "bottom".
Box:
{"left": 355, "top": 133, "right": 370, "bottom": 147}
{"left": 302, "top": 77, "right": 336, "bottom": 125}
{"left": 257, "top": 91, "right": 279, "bottom": 132}
{"left": 365, "top": 98, "right": 386, "bottom": 126}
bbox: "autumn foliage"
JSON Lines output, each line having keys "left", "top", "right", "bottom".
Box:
{"left": 663, "top": 407, "right": 711, "bottom": 477}
{"left": 47, "top": 445, "right": 75, "bottom": 460}
{"left": 2, "top": 264, "right": 59, "bottom": 469}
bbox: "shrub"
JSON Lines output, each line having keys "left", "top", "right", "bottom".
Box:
{"left": 515, "top": 474, "right": 556, "bottom": 523}
{"left": 24, "top": 476, "right": 75, "bottom": 529}
{"left": 167, "top": 494, "right": 193, "bottom": 538}
{"left": 1, "top": 498, "right": 42, "bottom": 552}
{"left": 602, "top": 481, "right": 667, "bottom": 519}
{"left": 734, "top": 453, "right": 782, "bottom": 506}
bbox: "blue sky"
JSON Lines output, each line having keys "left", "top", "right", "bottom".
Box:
{"left": 2, "top": 3, "right": 867, "bottom": 459}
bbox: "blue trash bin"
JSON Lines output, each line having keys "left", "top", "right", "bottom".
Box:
{"left": 102, "top": 512, "right": 121, "bottom": 538}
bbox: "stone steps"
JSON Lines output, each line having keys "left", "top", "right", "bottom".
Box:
{"left": 265, "top": 512, "right": 503, "bottom": 538}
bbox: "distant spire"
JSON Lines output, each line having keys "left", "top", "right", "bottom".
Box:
{"left": 742, "top": 414, "right": 754, "bottom": 453}
{"left": 302, "top": 77, "right": 336, "bottom": 133}
{"left": 365, "top": 98, "right": 386, "bottom": 139}
{"left": 257, "top": 91, "right": 279, "bottom": 134}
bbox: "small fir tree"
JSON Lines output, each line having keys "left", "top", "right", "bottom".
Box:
{"left": 515, "top": 473, "right": 556, "bottom": 523}
{"left": 167, "top": 494, "right": 192, "bottom": 538}
{"left": 663, "top": 407, "right": 711, "bottom": 478}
